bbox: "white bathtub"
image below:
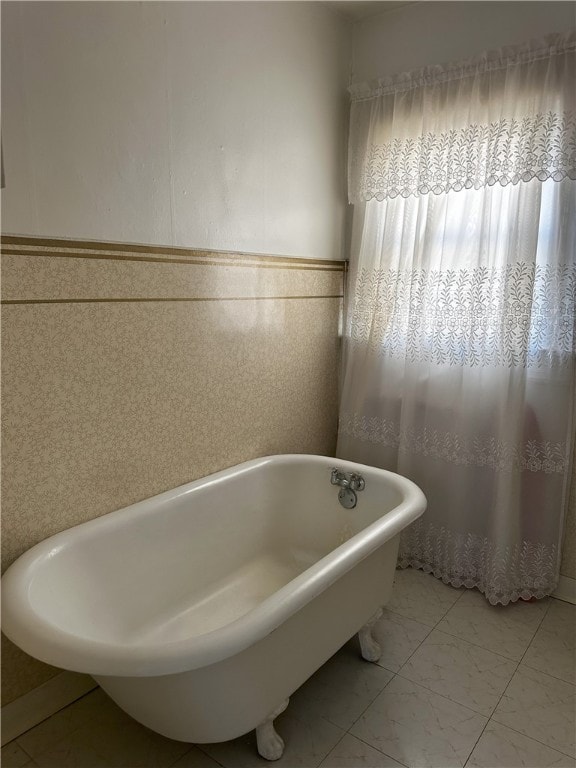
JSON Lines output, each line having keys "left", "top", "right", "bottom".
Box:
{"left": 2, "top": 454, "right": 425, "bottom": 759}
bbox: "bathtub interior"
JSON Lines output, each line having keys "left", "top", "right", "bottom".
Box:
{"left": 25, "top": 458, "right": 404, "bottom": 648}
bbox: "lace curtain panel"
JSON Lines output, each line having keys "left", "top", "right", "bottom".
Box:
{"left": 338, "top": 32, "right": 576, "bottom": 605}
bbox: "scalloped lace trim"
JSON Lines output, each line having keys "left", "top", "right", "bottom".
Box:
{"left": 398, "top": 519, "right": 559, "bottom": 605}
{"left": 353, "top": 112, "right": 576, "bottom": 202}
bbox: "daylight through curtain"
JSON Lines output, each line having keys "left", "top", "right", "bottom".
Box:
{"left": 338, "top": 32, "right": 576, "bottom": 604}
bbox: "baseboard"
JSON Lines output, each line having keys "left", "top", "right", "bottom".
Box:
{"left": 1, "top": 671, "right": 97, "bottom": 745}
{"left": 553, "top": 574, "right": 576, "bottom": 605}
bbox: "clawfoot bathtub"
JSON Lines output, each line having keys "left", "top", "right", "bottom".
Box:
{"left": 2, "top": 454, "right": 426, "bottom": 759}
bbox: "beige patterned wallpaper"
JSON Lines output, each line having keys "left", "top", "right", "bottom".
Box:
{"left": 1, "top": 236, "right": 344, "bottom": 705}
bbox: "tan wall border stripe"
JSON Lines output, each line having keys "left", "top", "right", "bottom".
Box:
{"left": 2, "top": 295, "right": 344, "bottom": 306}
{"left": 1, "top": 249, "right": 343, "bottom": 272}
{"left": 1, "top": 236, "right": 345, "bottom": 271}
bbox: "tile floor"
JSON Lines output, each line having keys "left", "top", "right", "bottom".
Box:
{"left": 3, "top": 568, "right": 575, "bottom": 768}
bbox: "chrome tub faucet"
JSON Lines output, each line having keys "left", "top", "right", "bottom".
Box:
{"left": 331, "top": 468, "right": 365, "bottom": 508}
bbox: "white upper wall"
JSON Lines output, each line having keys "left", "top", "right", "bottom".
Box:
{"left": 1, "top": 2, "right": 350, "bottom": 260}
{"left": 352, "top": 1, "right": 575, "bottom": 83}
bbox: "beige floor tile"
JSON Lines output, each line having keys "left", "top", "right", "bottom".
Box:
{"left": 523, "top": 600, "right": 576, "bottom": 684}
{"left": 15, "top": 691, "right": 110, "bottom": 762}
{"left": 372, "top": 610, "right": 432, "bottom": 673}
{"left": 387, "top": 569, "right": 463, "bottom": 627}
{"left": 466, "top": 722, "right": 575, "bottom": 768}
{"left": 289, "top": 641, "right": 394, "bottom": 730}
{"left": 7, "top": 596, "right": 574, "bottom": 768}
{"left": 437, "top": 589, "right": 549, "bottom": 661}
{"left": 201, "top": 708, "right": 343, "bottom": 768}
{"left": 350, "top": 675, "right": 487, "bottom": 768}
{"left": 17, "top": 688, "right": 190, "bottom": 767}
{"left": 399, "top": 629, "right": 517, "bottom": 716}
{"left": 17, "top": 729, "right": 111, "bottom": 768}
{"left": 492, "top": 666, "right": 576, "bottom": 757}
{"left": 319, "top": 733, "right": 405, "bottom": 767}
{"left": 15, "top": 689, "right": 102, "bottom": 755}
{"left": 1, "top": 742, "right": 36, "bottom": 768}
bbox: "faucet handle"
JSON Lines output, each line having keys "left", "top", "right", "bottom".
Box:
{"left": 350, "top": 473, "right": 365, "bottom": 491}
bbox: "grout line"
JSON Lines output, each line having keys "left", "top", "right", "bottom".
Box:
{"left": 459, "top": 598, "right": 544, "bottom": 768}
{"left": 350, "top": 729, "right": 411, "bottom": 768}
{"left": 8, "top": 740, "right": 35, "bottom": 763}
{"left": 11, "top": 686, "right": 99, "bottom": 746}
{"left": 388, "top": 627, "right": 434, "bottom": 673}
{"left": 382, "top": 577, "right": 493, "bottom": 766}
{"left": 393, "top": 667, "right": 493, "bottom": 720}
{"left": 427, "top": 624, "right": 538, "bottom": 665}
{"left": 393, "top": 571, "right": 555, "bottom": 663}
{"left": 315, "top": 729, "right": 349, "bottom": 768}
{"left": 515, "top": 598, "right": 560, "bottom": 670}
{"left": 434, "top": 584, "right": 468, "bottom": 622}
{"left": 343, "top": 584, "right": 467, "bottom": 768}
{"left": 515, "top": 596, "right": 575, "bottom": 686}
{"left": 485, "top": 720, "right": 576, "bottom": 761}
{"left": 342, "top": 667, "right": 410, "bottom": 767}
{"left": 520, "top": 660, "right": 576, "bottom": 687}
{"left": 383, "top": 604, "right": 437, "bottom": 631}
{"left": 462, "top": 718, "right": 490, "bottom": 767}
{"left": 344, "top": 657, "right": 397, "bottom": 733}
{"left": 490, "top": 597, "right": 552, "bottom": 706}
{"left": 381, "top": 619, "right": 435, "bottom": 675}
{"left": 386, "top": 573, "right": 467, "bottom": 629}
{"left": 317, "top": 730, "right": 349, "bottom": 768}
{"left": 175, "top": 745, "right": 226, "bottom": 768}
{"left": 387, "top": 581, "right": 576, "bottom": 764}
{"left": 194, "top": 744, "right": 227, "bottom": 768}
{"left": 491, "top": 596, "right": 576, "bottom": 746}
{"left": 393, "top": 584, "right": 551, "bottom": 716}
{"left": 380, "top": 570, "right": 466, "bottom": 673}
{"left": 447, "top": 585, "right": 468, "bottom": 608}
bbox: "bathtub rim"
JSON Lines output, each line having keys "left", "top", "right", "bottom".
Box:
{"left": 1, "top": 454, "right": 426, "bottom": 677}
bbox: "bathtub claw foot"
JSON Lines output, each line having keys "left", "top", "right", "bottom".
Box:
{"left": 359, "top": 608, "right": 383, "bottom": 662}
{"left": 256, "top": 698, "right": 289, "bottom": 761}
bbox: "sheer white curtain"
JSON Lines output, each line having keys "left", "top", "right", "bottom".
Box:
{"left": 338, "top": 33, "right": 576, "bottom": 605}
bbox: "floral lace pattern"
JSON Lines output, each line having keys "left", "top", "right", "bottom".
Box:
{"left": 344, "top": 35, "right": 574, "bottom": 605}
{"left": 353, "top": 112, "right": 576, "bottom": 202}
{"left": 339, "top": 412, "right": 569, "bottom": 474}
{"left": 349, "top": 262, "right": 575, "bottom": 368}
{"left": 397, "top": 518, "right": 560, "bottom": 605}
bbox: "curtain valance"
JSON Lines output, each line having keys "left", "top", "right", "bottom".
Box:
{"left": 348, "top": 32, "right": 576, "bottom": 203}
